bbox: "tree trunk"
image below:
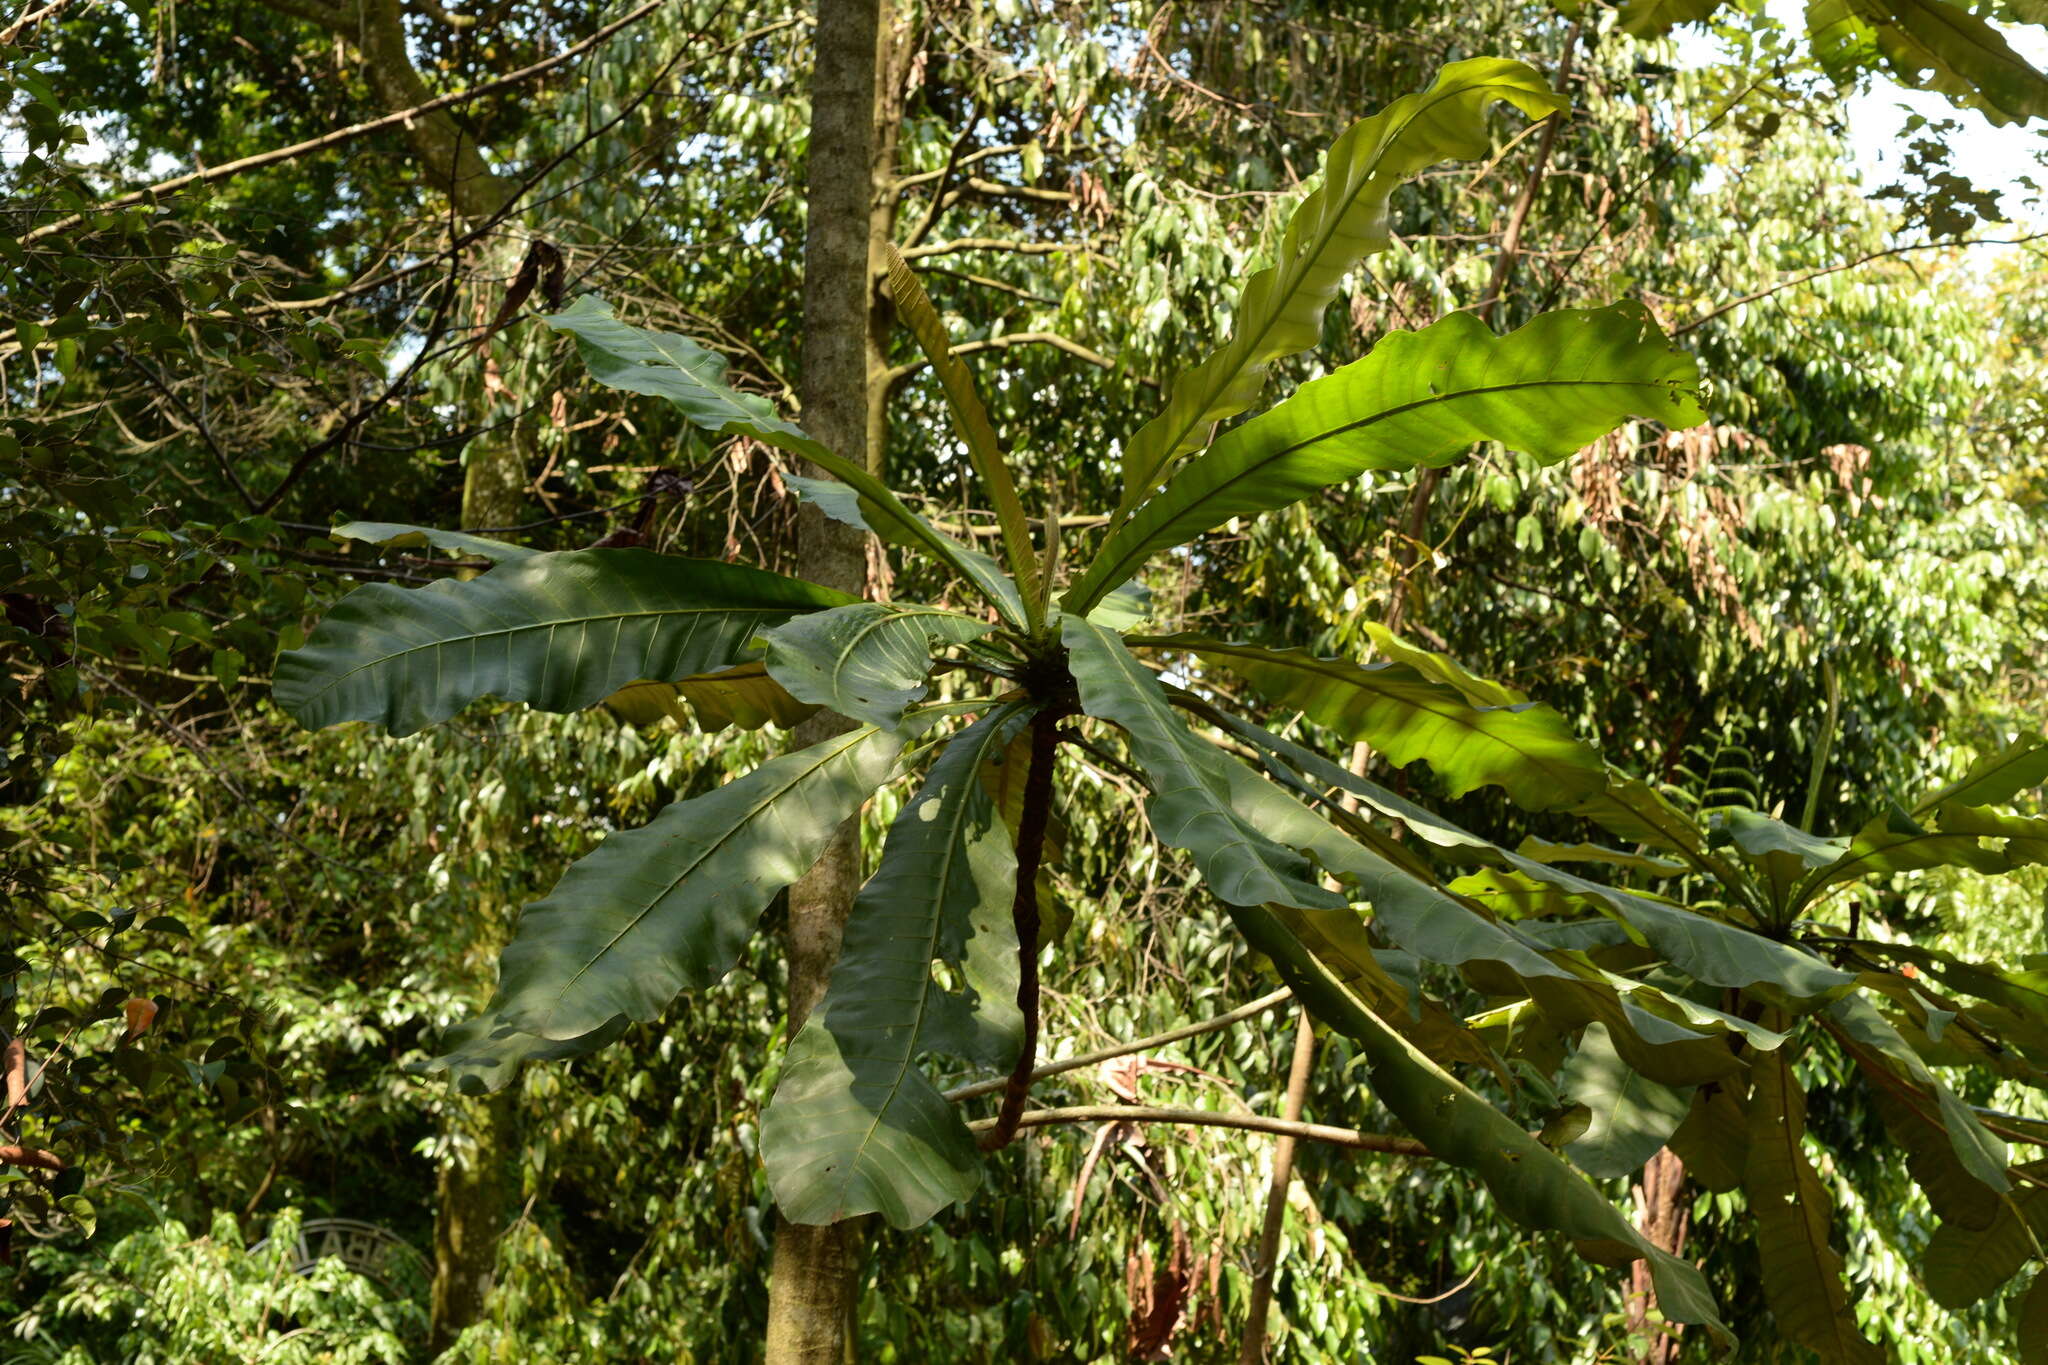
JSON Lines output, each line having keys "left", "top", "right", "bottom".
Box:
{"left": 764, "top": 1, "right": 888, "bottom": 1360}
{"left": 427, "top": 444, "right": 528, "bottom": 1350}
{"left": 1628, "top": 1147, "right": 1691, "bottom": 1365}
{"left": 427, "top": 1085, "right": 515, "bottom": 1354}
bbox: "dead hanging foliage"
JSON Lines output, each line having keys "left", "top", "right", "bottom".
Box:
{"left": 1823, "top": 441, "right": 1874, "bottom": 515}
{"left": 1126, "top": 1219, "right": 1195, "bottom": 1360}
{"left": 1657, "top": 424, "right": 1765, "bottom": 646}
{"left": 1572, "top": 428, "right": 1631, "bottom": 529}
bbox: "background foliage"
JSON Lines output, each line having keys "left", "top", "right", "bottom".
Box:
{"left": 4, "top": 0, "right": 2045, "bottom": 1361}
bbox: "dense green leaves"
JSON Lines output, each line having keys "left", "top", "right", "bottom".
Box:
{"left": 1071, "top": 304, "right": 1704, "bottom": 613}
{"left": 273, "top": 549, "right": 849, "bottom": 736}
{"left": 764, "top": 705, "right": 1033, "bottom": 1229}
{"left": 1113, "top": 57, "right": 1566, "bottom": 511}
{"left": 458, "top": 725, "right": 904, "bottom": 1044}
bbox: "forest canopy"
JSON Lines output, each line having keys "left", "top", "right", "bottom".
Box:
{"left": 3, "top": 1, "right": 2047, "bottom": 1362}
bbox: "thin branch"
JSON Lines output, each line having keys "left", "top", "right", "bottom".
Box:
{"left": 899, "top": 237, "right": 1092, "bottom": 261}
{"left": 900, "top": 121, "right": 975, "bottom": 252}
{"left": 945, "top": 987, "right": 1292, "bottom": 1102}
{"left": 1241, "top": 1008, "right": 1318, "bottom": 1363}
{"left": 1674, "top": 233, "right": 2048, "bottom": 335}
{"left": 964, "top": 1105, "right": 1431, "bottom": 1155}
{"left": 0, "top": 0, "right": 73, "bottom": 44}
{"left": 887, "top": 331, "right": 1135, "bottom": 386}
{"left": 24, "top": 0, "right": 667, "bottom": 244}
{"left": 892, "top": 143, "right": 1028, "bottom": 191}
{"left": 933, "top": 513, "right": 1110, "bottom": 539}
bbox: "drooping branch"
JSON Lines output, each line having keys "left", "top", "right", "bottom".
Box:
{"left": 965, "top": 1105, "right": 1431, "bottom": 1155}
{"left": 25, "top": 0, "right": 666, "bottom": 244}
{"left": 1675, "top": 233, "right": 2048, "bottom": 335}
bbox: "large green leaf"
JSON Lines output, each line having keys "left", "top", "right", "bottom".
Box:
{"left": 1868, "top": 1086, "right": 2003, "bottom": 1231}
{"left": 1071, "top": 303, "right": 1703, "bottom": 614}
{"left": 760, "top": 603, "right": 993, "bottom": 731}
{"left": 1931, "top": 802, "right": 2048, "bottom": 867}
{"left": 1922, "top": 1186, "right": 2048, "bottom": 1308}
{"left": 1573, "top": 775, "right": 1747, "bottom": 886}
{"left": 1271, "top": 901, "right": 1509, "bottom": 1078}
{"left": 1139, "top": 635, "right": 1606, "bottom": 811}
{"left": 470, "top": 725, "right": 904, "bottom": 1042}
{"left": 1061, "top": 616, "right": 1345, "bottom": 910}
{"left": 606, "top": 661, "right": 817, "bottom": 733}
{"left": 1827, "top": 994, "right": 2009, "bottom": 1195}
{"left": 1559, "top": 1023, "right": 1696, "bottom": 1177}
{"left": 273, "top": 549, "right": 852, "bottom": 736}
{"left": 1518, "top": 854, "right": 1855, "bottom": 1004}
{"left": 764, "top": 705, "right": 1033, "bottom": 1229}
{"left": 1216, "top": 708, "right": 1855, "bottom": 1005}
{"left": 1231, "top": 901, "right": 1732, "bottom": 1345}
{"left": 1802, "top": 805, "right": 2010, "bottom": 906}
{"left": 785, "top": 474, "right": 1028, "bottom": 626}
{"left": 1615, "top": 0, "right": 1726, "bottom": 37}
{"left": 1809, "top": 0, "right": 2048, "bottom": 125}
{"left": 1195, "top": 706, "right": 1768, "bottom": 1083}
{"left": 1745, "top": 1045, "right": 1887, "bottom": 1363}
{"left": 1112, "top": 58, "right": 1565, "bottom": 514}
{"left": 1913, "top": 731, "right": 2048, "bottom": 815}
{"left": 1666, "top": 1082, "right": 1749, "bottom": 1193}
{"left": 1515, "top": 837, "right": 1688, "bottom": 879}
{"left": 2019, "top": 1270, "right": 2048, "bottom": 1365}
{"left": 1722, "top": 808, "right": 1850, "bottom": 913}
{"left": 541, "top": 296, "right": 1026, "bottom": 625}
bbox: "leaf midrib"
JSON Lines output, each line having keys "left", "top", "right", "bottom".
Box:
{"left": 1157, "top": 640, "right": 1593, "bottom": 786}
{"left": 531, "top": 726, "right": 883, "bottom": 1031}
{"left": 288, "top": 603, "right": 777, "bottom": 707}
{"left": 1082, "top": 374, "right": 1680, "bottom": 611}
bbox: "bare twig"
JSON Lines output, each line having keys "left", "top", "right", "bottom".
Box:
{"left": 945, "top": 987, "right": 1292, "bottom": 1102}
{"left": 964, "top": 1105, "right": 1430, "bottom": 1155}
